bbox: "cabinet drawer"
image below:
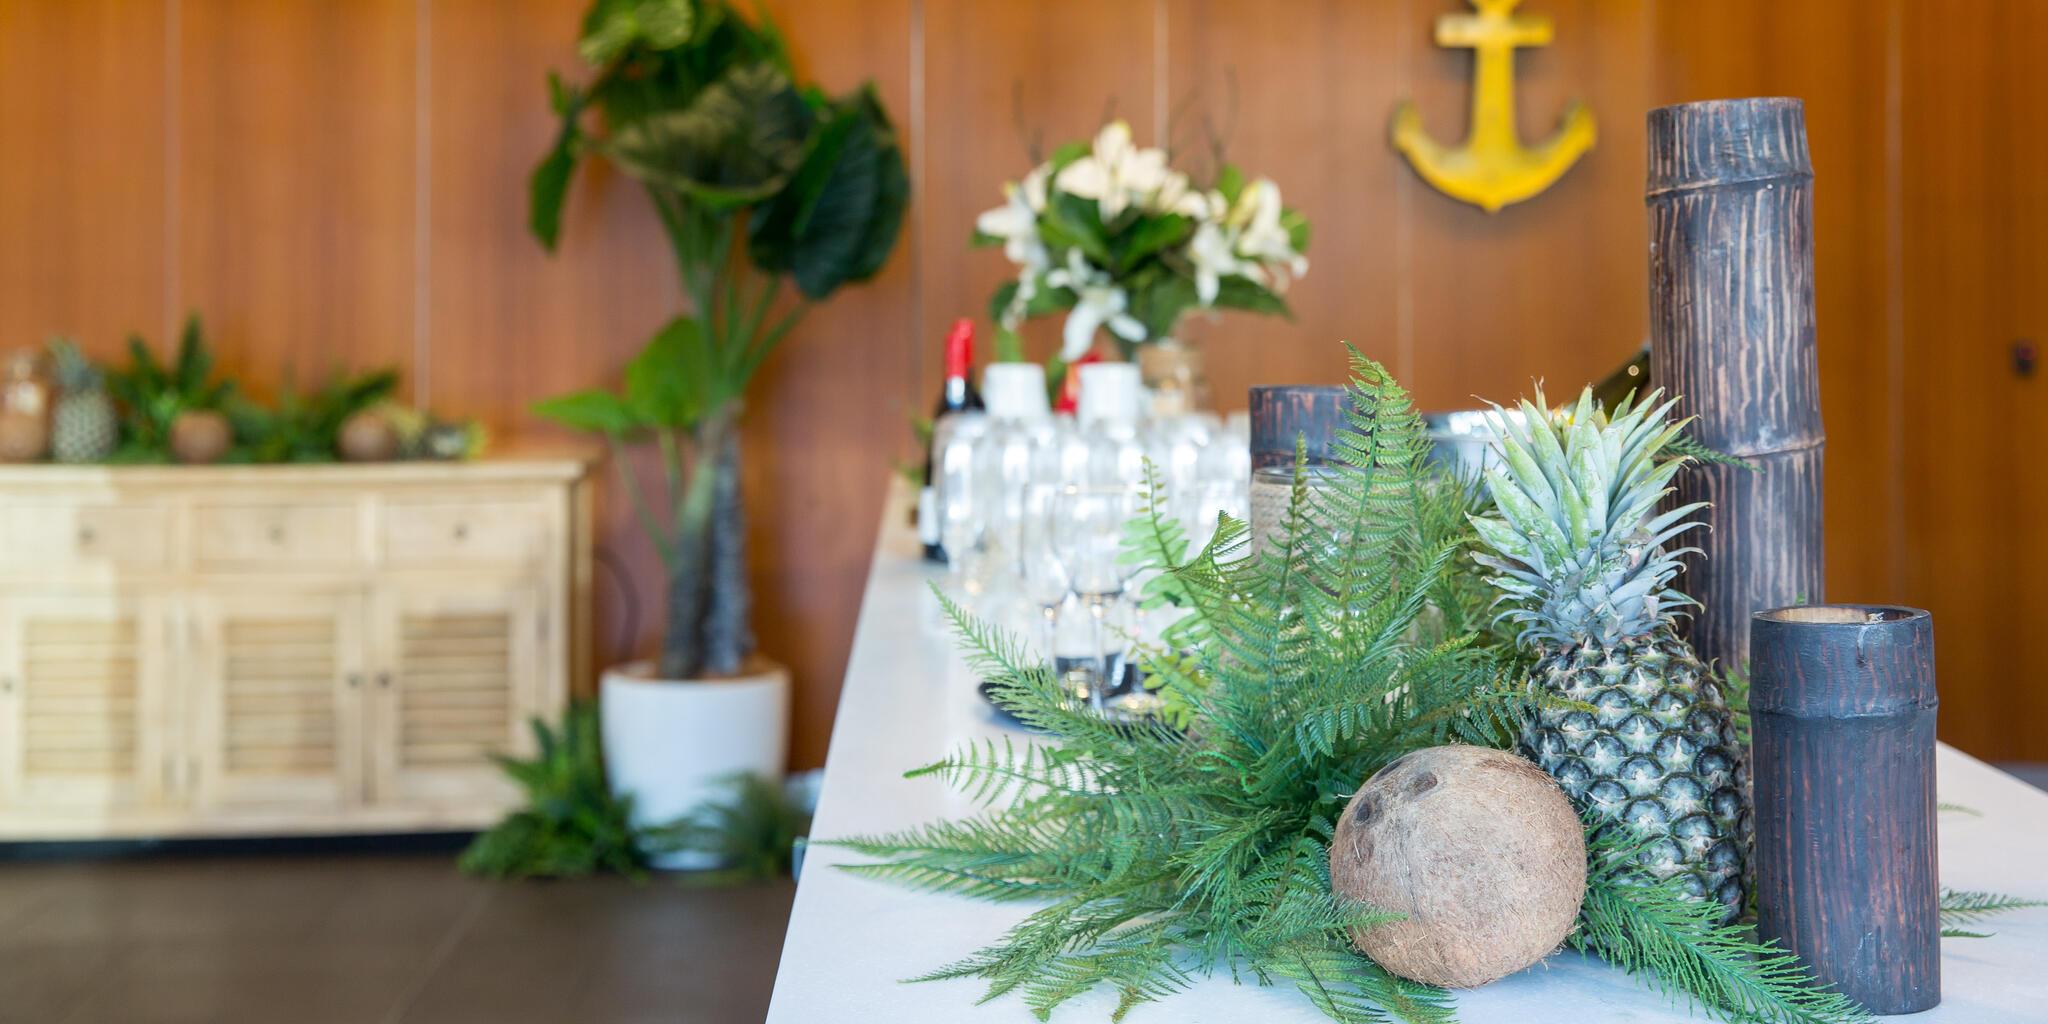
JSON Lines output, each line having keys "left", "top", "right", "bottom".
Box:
{"left": 195, "top": 503, "right": 361, "bottom": 568}
{"left": 382, "top": 500, "right": 547, "bottom": 567}
{"left": 0, "top": 503, "right": 171, "bottom": 571}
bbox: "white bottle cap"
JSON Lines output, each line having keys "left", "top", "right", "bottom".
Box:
{"left": 1077, "top": 362, "right": 1142, "bottom": 425}
{"left": 982, "top": 363, "right": 1050, "bottom": 420}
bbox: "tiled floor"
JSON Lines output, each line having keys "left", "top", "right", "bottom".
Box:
{"left": 0, "top": 850, "right": 795, "bottom": 1024}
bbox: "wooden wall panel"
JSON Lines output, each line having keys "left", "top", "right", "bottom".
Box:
{"left": 0, "top": 0, "right": 166, "bottom": 357}
{"left": 1653, "top": 0, "right": 1900, "bottom": 611}
{"left": 917, "top": 0, "right": 1161, "bottom": 394}
{"left": 174, "top": 0, "right": 417, "bottom": 392}
{"left": 6, "top": 0, "right": 2045, "bottom": 766}
{"left": 1898, "top": 0, "right": 2045, "bottom": 762}
{"left": 1404, "top": 0, "right": 1651, "bottom": 414}
{"left": 1164, "top": 0, "right": 1407, "bottom": 407}
{"left": 748, "top": 0, "right": 917, "bottom": 775}
{"left": 422, "top": 0, "right": 680, "bottom": 691}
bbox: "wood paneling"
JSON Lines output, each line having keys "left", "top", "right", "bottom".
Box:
{"left": 174, "top": 0, "right": 417, "bottom": 392}
{"left": 1406, "top": 0, "right": 1651, "bottom": 414}
{"left": 1164, "top": 0, "right": 1406, "bottom": 404}
{"left": 747, "top": 0, "right": 917, "bottom": 781}
{"left": 918, "top": 0, "right": 1161, "bottom": 388}
{"left": 0, "top": 0, "right": 167, "bottom": 357}
{"left": 1898, "top": 0, "right": 2048, "bottom": 762}
{"left": 3, "top": 0, "right": 2043, "bottom": 765}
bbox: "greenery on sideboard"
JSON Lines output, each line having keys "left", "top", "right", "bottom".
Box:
{"left": 528, "top": 0, "right": 907, "bottom": 680}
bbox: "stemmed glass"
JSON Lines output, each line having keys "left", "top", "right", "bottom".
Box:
{"left": 1016, "top": 485, "right": 1072, "bottom": 668}
{"left": 1049, "top": 482, "right": 1143, "bottom": 712}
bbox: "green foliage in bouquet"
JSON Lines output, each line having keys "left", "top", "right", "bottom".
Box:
{"left": 974, "top": 120, "right": 1309, "bottom": 362}
{"left": 834, "top": 350, "right": 1878, "bottom": 1024}
{"left": 104, "top": 312, "right": 233, "bottom": 461}
{"left": 530, "top": 0, "right": 907, "bottom": 681}
{"left": 460, "top": 702, "right": 649, "bottom": 880}
{"left": 224, "top": 368, "right": 398, "bottom": 463}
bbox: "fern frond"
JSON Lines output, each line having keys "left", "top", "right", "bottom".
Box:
{"left": 1940, "top": 887, "right": 2048, "bottom": 925}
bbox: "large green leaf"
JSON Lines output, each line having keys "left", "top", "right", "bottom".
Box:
{"left": 747, "top": 86, "right": 908, "bottom": 298}
{"left": 601, "top": 61, "right": 811, "bottom": 210}
{"left": 530, "top": 74, "right": 586, "bottom": 251}
{"left": 1040, "top": 191, "right": 1111, "bottom": 265}
{"left": 1213, "top": 275, "right": 1292, "bottom": 318}
{"left": 532, "top": 390, "right": 643, "bottom": 436}
{"left": 578, "top": 0, "right": 695, "bottom": 65}
{"left": 1113, "top": 212, "right": 1191, "bottom": 273}
{"left": 624, "top": 316, "right": 720, "bottom": 428}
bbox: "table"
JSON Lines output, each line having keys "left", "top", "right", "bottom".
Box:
{"left": 766, "top": 481, "right": 2048, "bottom": 1023}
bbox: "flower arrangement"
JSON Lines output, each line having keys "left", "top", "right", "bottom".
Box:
{"left": 974, "top": 120, "right": 1310, "bottom": 362}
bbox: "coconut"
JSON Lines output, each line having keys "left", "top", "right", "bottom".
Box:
{"left": 0, "top": 409, "right": 48, "bottom": 462}
{"left": 337, "top": 410, "right": 399, "bottom": 462}
{"left": 170, "top": 409, "right": 231, "bottom": 464}
{"left": 1329, "top": 745, "right": 1585, "bottom": 988}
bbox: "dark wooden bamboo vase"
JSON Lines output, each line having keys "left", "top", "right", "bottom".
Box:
{"left": 1647, "top": 97, "right": 1827, "bottom": 674}
{"left": 1750, "top": 605, "right": 1940, "bottom": 1015}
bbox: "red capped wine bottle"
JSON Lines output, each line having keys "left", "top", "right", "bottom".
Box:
{"left": 920, "top": 319, "right": 985, "bottom": 561}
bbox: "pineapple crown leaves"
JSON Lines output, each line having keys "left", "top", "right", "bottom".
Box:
{"left": 1468, "top": 384, "right": 1707, "bottom": 649}
{"left": 45, "top": 336, "right": 104, "bottom": 390}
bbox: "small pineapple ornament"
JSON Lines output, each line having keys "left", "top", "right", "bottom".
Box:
{"left": 47, "top": 338, "right": 117, "bottom": 463}
{"left": 1469, "top": 387, "right": 1749, "bottom": 920}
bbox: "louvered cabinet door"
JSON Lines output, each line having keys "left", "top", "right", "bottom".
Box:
{"left": 0, "top": 595, "right": 169, "bottom": 815}
{"left": 188, "top": 592, "right": 365, "bottom": 811}
{"left": 368, "top": 584, "right": 542, "bottom": 809}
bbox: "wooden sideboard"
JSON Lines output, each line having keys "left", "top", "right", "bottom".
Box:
{"left": 0, "top": 455, "right": 591, "bottom": 839}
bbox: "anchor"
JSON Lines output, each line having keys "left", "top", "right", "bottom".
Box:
{"left": 1391, "top": 0, "right": 1596, "bottom": 213}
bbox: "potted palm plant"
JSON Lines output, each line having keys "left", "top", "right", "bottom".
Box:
{"left": 530, "top": 0, "right": 906, "bottom": 865}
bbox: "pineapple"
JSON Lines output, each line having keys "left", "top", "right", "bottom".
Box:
{"left": 1468, "top": 387, "right": 1748, "bottom": 919}
{"left": 47, "top": 338, "right": 117, "bottom": 463}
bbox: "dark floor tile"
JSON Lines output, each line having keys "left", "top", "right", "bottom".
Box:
{"left": 58, "top": 938, "right": 437, "bottom": 1024}
{"left": 0, "top": 942, "right": 115, "bottom": 1024}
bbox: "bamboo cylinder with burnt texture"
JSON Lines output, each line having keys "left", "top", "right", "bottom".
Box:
{"left": 1750, "top": 605, "right": 1940, "bottom": 1015}
{"left": 1646, "top": 98, "right": 1827, "bottom": 674}
{"left": 1247, "top": 385, "right": 1349, "bottom": 555}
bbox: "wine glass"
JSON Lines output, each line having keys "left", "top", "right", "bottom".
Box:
{"left": 1049, "top": 483, "right": 1143, "bottom": 711}
{"left": 1016, "top": 485, "right": 1072, "bottom": 667}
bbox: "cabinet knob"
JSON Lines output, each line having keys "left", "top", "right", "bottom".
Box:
{"left": 376, "top": 672, "right": 393, "bottom": 689}
{"left": 346, "top": 672, "right": 362, "bottom": 689}
{"left": 77, "top": 525, "right": 96, "bottom": 546}
{"left": 452, "top": 523, "right": 469, "bottom": 541}
{"left": 1, "top": 676, "right": 12, "bottom": 693}
{"left": 268, "top": 524, "right": 286, "bottom": 543}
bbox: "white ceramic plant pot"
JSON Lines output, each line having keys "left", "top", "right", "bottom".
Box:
{"left": 600, "top": 658, "right": 789, "bottom": 870}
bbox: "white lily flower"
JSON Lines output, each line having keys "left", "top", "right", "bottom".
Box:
{"left": 1045, "top": 249, "right": 1145, "bottom": 360}
{"left": 1054, "top": 120, "right": 1195, "bottom": 222}
{"left": 1229, "top": 178, "right": 1308, "bottom": 292}
{"left": 1188, "top": 220, "right": 1248, "bottom": 307}
{"left": 976, "top": 171, "right": 1051, "bottom": 273}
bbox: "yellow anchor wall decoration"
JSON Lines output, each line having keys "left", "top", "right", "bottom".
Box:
{"left": 1391, "top": 0, "right": 1596, "bottom": 213}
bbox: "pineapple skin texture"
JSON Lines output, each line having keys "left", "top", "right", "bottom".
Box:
{"left": 1519, "top": 625, "right": 1749, "bottom": 921}
{"left": 51, "top": 393, "right": 117, "bottom": 463}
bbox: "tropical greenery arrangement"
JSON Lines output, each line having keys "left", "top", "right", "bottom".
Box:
{"left": 974, "top": 119, "right": 1310, "bottom": 363}
{"left": 529, "top": 0, "right": 908, "bottom": 680}
{"left": 27, "top": 319, "right": 421, "bottom": 466}
{"left": 462, "top": 702, "right": 812, "bottom": 882}
{"left": 833, "top": 351, "right": 2038, "bottom": 1024}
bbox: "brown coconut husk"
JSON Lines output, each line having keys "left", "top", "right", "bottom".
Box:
{"left": 1329, "top": 745, "right": 1585, "bottom": 988}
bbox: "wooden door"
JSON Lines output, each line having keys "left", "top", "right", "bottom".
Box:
{"left": 0, "top": 593, "right": 170, "bottom": 820}
{"left": 367, "top": 582, "right": 542, "bottom": 809}
{"left": 187, "top": 590, "right": 365, "bottom": 812}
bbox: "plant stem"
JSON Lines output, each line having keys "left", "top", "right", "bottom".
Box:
{"left": 661, "top": 404, "right": 735, "bottom": 679}
{"left": 609, "top": 434, "right": 674, "bottom": 566}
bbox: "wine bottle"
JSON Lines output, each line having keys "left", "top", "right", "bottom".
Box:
{"left": 920, "top": 319, "right": 986, "bottom": 561}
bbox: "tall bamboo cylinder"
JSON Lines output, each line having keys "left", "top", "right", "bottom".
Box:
{"left": 1647, "top": 98, "right": 1826, "bottom": 673}
{"left": 1749, "top": 605, "right": 1939, "bottom": 1014}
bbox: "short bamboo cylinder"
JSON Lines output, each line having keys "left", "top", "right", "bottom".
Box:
{"left": 1247, "top": 385, "right": 1350, "bottom": 557}
{"left": 1749, "top": 605, "right": 1939, "bottom": 1015}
